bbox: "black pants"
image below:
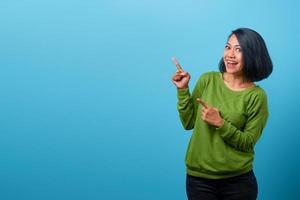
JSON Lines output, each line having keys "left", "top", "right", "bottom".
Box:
{"left": 186, "top": 171, "right": 258, "bottom": 200}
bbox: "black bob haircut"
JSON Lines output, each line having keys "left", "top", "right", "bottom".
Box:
{"left": 219, "top": 28, "right": 273, "bottom": 82}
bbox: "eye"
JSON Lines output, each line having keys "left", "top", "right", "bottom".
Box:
{"left": 225, "top": 45, "right": 230, "bottom": 50}
{"left": 235, "top": 48, "right": 242, "bottom": 52}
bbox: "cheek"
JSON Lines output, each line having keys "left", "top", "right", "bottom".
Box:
{"left": 223, "top": 51, "right": 227, "bottom": 59}
{"left": 237, "top": 53, "right": 243, "bottom": 61}
{"left": 223, "top": 53, "right": 227, "bottom": 62}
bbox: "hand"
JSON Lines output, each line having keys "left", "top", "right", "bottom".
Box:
{"left": 171, "top": 57, "right": 190, "bottom": 89}
{"left": 197, "top": 98, "right": 224, "bottom": 128}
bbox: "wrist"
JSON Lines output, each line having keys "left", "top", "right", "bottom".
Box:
{"left": 177, "top": 85, "right": 189, "bottom": 89}
{"left": 216, "top": 118, "right": 224, "bottom": 128}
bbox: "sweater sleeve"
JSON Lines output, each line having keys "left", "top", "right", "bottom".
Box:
{"left": 216, "top": 91, "right": 269, "bottom": 152}
{"left": 177, "top": 74, "right": 207, "bottom": 130}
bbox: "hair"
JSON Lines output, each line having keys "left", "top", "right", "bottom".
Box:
{"left": 219, "top": 28, "right": 273, "bottom": 82}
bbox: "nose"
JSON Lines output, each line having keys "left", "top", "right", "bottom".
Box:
{"left": 228, "top": 49, "right": 235, "bottom": 58}
{"left": 226, "top": 48, "right": 235, "bottom": 58}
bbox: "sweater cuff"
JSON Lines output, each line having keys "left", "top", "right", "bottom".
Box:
{"left": 177, "top": 88, "right": 190, "bottom": 100}
{"left": 177, "top": 88, "right": 190, "bottom": 98}
{"left": 216, "top": 120, "right": 231, "bottom": 137}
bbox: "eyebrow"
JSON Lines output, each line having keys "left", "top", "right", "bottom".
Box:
{"left": 226, "top": 43, "right": 241, "bottom": 48}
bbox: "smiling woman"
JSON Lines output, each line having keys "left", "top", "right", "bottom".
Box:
{"left": 223, "top": 35, "right": 244, "bottom": 75}
{"left": 220, "top": 28, "right": 273, "bottom": 83}
{"left": 172, "top": 28, "right": 273, "bottom": 200}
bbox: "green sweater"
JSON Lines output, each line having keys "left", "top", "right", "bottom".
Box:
{"left": 177, "top": 71, "right": 269, "bottom": 179}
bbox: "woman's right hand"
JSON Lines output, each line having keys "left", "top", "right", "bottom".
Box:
{"left": 172, "top": 70, "right": 191, "bottom": 89}
{"left": 171, "top": 57, "right": 190, "bottom": 89}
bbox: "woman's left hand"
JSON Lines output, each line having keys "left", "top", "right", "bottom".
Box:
{"left": 197, "top": 98, "right": 224, "bottom": 128}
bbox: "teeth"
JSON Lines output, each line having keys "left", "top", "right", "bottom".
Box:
{"left": 227, "top": 61, "right": 237, "bottom": 64}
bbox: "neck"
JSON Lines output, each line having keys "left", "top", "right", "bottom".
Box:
{"left": 222, "top": 72, "right": 254, "bottom": 90}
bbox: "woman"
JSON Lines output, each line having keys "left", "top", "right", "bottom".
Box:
{"left": 172, "top": 28, "right": 273, "bottom": 200}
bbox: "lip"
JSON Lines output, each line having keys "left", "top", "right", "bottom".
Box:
{"left": 225, "top": 60, "right": 239, "bottom": 70}
{"left": 226, "top": 60, "right": 238, "bottom": 64}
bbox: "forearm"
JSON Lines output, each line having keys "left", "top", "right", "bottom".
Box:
{"left": 216, "top": 117, "right": 266, "bottom": 153}
{"left": 177, "top": 88, "right": 197, "bottom": 130}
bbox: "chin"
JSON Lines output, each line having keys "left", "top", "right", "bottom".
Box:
{"left": 225, "top": 65, "right": 242, "bottom": 74}
{"left": 225, "top": 67, "right": 236, "bottom": 73}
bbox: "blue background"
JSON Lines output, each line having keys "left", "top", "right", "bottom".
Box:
{"left": 1, "top": 0, "right": 299, "bottom": 199}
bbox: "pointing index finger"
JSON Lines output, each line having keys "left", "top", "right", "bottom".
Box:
{"left": 196, "top": 98, "right": 210, "bottom": 109}
{"left": 172, "top": 57, "right": 184, "bottom": 72}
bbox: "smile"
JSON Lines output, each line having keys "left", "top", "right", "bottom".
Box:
{"left": 227, "top": 60, "right": 238, "bottom": 64}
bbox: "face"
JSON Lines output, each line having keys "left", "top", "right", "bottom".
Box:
{"left": 223, "top": 34, "right": 244, "bottom": 76}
